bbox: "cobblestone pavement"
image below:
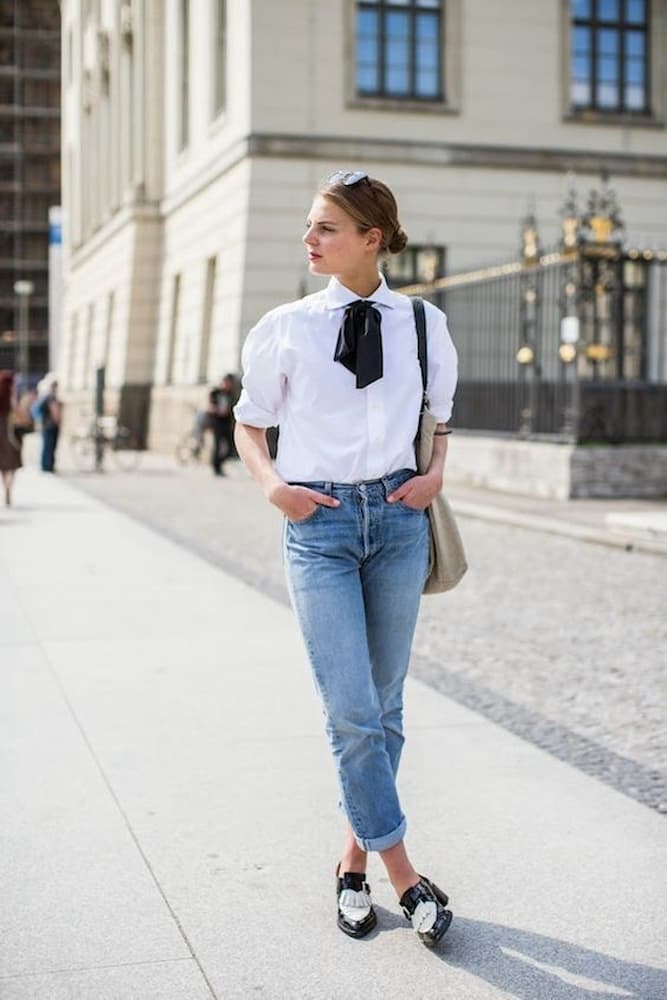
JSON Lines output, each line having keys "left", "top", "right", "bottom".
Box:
{"left": 55, "top": 451, "right": 666, "bottom": 814}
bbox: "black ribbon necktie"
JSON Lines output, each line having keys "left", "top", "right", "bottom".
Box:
{"left": 333, "top": 300, "right": 383, "bottom": 389}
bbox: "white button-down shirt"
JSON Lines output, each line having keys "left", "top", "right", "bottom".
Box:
{"left": 234, "top": 274, "right": 458, "bottom": 484}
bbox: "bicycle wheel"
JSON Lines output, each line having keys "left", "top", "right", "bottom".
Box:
{"left": 110, "top": 426, "right": 141, "bottom": 471}
{"left": 69, "top": 434, "right": 96, "bottom": 472}
{"left": 175, "top": 432, "right": 201, "bottom": 465}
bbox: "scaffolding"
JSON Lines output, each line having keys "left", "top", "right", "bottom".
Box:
{"left": 0, "top": 0, "right": 61, "bottom": 377}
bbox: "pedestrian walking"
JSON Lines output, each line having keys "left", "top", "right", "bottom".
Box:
{"left": 38, "top": 375, "right": 62, "bottom": 473}
{"left": 207, "top": 374, "right": 236, "bottom": 476}
{"left": 234, "top": 171, "right": 458, "bottom": 946}
{"left": 0, "top": 371, "right": 23, "bottom": 506}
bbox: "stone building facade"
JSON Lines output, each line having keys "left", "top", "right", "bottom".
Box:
{"left": 59, "top": 0, "right": 667, "bottom": 449}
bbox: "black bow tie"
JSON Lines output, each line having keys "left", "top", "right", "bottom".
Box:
{"left": 333, "top": 299, "right": 383, "bottom": 389}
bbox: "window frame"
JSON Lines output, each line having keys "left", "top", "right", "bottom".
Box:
{"left": 346, "top": 0, "right": 461, "bottom": 114}
{"left": 562, "top": 0, "right": 666, "bottom": 126}
{"left": 211, "top": 0, "right": 226, "bottom": 121}
{"left": 178, "top": 0, "right": 190, "bottom": 152}
{"left": 356, "top": 0, "right": 443, "bottom": 103}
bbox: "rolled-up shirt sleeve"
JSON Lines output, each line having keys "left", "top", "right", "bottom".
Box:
{"left": 233, "top": 312, "right": 286, "bottom": 428}
{"left": 424, "top": 304, "right": 458, "bottom": 424}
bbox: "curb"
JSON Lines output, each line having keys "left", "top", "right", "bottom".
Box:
{"left": 449, "top": 497, "right": 667, "bottom": 557}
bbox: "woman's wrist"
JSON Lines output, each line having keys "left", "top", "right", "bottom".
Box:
{"left": 423, "top": 468, "right": 443, "bottom": 491}
{"left": 266, "top": 479, "right": 289, "bottom": 506}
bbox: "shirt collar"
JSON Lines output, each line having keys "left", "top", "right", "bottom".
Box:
{"left": 324, "top": 273, "right": 397, "bottom": 311}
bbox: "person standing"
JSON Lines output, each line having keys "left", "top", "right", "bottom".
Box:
{"left": 0, "top": 371, "right": 23, "bottom": 506}
{"left": 234, "top": 171, "right": 458, "bottom": 946}
{"left": 39, "top": 376, "right": 62, "bottom": 473}
{"left": 207, "top": 374, "right": 235, "bottom": 476}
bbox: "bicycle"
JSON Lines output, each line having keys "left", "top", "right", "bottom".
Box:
{"left": 174, "top": 407, "right": 227, "bottom": 466}
{"left": 175, "top": 427, "right": 206, "bottom": 465}
{"left": 69, "top": 415, "right": 142, "bottom": 472}
{"left": 175, "top": 427, "right": 232, "bottom": 467}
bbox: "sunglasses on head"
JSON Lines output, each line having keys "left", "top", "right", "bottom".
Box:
{"left": 327, "top": 170, "right": 369, "bottom": 187}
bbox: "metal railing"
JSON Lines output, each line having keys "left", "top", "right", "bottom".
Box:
{"left": 399, "top": 247, "right": 667, "bottom": 443}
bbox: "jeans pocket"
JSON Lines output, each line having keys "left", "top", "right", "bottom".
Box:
{"left": 288, "top": 504, "right": 323, "bottom": 525}
{"left": 396, "top": 499, "right": 427, "bottom": 515}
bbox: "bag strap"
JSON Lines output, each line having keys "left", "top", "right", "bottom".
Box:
{"left": 411, "top": 296, "right": 428, "bottom": 406}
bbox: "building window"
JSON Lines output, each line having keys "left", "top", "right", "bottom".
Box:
{"left": 102, "top": 290, "right": 114, "bottom": 370}
{"left": 199, "top": 256, "right": 217, "bottom": 381}
{"left": 0, "top": 231, "right": 13, "bottom": 259}
{"left": 66, "top": 311, "right": 79, "bottom": 390}
{"left": 23, "top": 38, "right": 60, "bottom": 72}
{"left": 570, "top": 0, "right": 650, "bottom": 114}
{"left": 179, "top": 0, "right": 190, "bottom": 149}
{"left": 166, "top": 273, "right": 181, "bottom": 384}
{"left": 384, "top": 245, "right": 445, "bottom": 287}
{"left": 0, "top": 37, "right": 15, "bottom": 69}
{"left": 83, "top": 302, "right": 95, "bottom": 389}
{"left": 213, "top": 0, "right": 226, "bottom": 117}
{"left": 356, "top": 0, "right": 443, "bottom": 101}
{"left": 0, "top": 77, "right": 13, "bottom": 104}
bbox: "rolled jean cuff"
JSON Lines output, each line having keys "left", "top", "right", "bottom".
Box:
{"left": 354, "top": 816, "right": 407, "bottom": 853}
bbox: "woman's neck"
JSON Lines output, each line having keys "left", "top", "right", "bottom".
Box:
{"left": 336, "top": 269, "right": 381, "bottom": 300}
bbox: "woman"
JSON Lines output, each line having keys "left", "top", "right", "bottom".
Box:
{"left": 234, "top": 171, "right": 458, "bottom": 946}
{"left": 0, "top": 371, "right": 23, "bottom": 506}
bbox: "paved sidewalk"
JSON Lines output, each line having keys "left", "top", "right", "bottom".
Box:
{"left": 1, "top": 470, "right": 666, "bottom": 1000}
{"left": 44, "top": 435, "right": 667, "bottom": 556}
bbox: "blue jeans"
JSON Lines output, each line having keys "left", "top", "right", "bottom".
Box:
{"left": 41, "top": 425, "right": 59, "bottom": 472}
{"left": 283, "top": 469, "right": 430, "bottom": 852}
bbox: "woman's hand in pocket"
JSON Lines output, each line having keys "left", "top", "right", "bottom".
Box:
{"left": 386, "top": 473, "right": 442, "bottom": 510}
{"left": 269, "top": 483, "right": 340, "bottom": 522}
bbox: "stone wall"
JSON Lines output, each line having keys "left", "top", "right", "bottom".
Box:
{"left": 570, "top": 446, "right": 667, "bottom": 499}
{"left": 445, "top": 434, "right": 667, "bottom": 499}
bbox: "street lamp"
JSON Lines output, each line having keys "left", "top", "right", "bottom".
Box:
{"left": 13, "top": 279, "right": 34, "bottom": 382}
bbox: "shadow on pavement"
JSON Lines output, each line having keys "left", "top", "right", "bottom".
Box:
{"left": 437, "top": 917, "right": 667, "bottom": 999}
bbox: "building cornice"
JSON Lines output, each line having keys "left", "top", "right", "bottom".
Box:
{"left": 247, "top": 132, "right": 667, "bottom": 179}
{"left": 67, "top": 131, "right": 667, "bottom": 265}
{"left": 157, "top": 130, "right": 667, "bottom": 223}
{"left": 68, "top": 201, "right": 161, "bottom": 269}
{"left": 159, "top": 136, "right": 250, "bottom": 216}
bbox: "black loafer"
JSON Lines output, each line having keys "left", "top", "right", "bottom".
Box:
{"left": 399, "top": 876, "right": 452, "bottom": 947}
{"left": 336, "top": 866, "right": 377, "bottom": 938}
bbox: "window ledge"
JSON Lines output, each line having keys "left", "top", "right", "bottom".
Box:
{"left": 207, "top": 109, "right": 228, "bottom": 137}
{"left": 563, "top": 110, "right": 665, "bottom": 129}
{"left": 347, "top": 96, "right": 459, "bottom": 116}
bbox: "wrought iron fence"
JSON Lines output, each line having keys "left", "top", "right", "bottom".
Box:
{"left": 400, "top": 248, "right": 667, "bottom": 443}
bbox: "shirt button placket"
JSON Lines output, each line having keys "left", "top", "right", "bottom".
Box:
{"left": 366, "top": 387, "right": 385, "bottom": 479}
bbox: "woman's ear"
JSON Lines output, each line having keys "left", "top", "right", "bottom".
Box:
{"left": 365, "top": 227, "right": 383, "bottom": 253}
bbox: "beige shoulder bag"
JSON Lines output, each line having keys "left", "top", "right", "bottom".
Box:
{"left": 412, "top": 297, "right": 468, "bottom": 594}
